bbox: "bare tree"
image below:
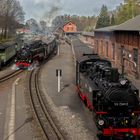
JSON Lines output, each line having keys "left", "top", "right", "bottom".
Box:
{"left": 0, "top": 0, "right": 24, "bottom": 39}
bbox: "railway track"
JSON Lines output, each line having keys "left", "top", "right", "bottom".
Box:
{"left": 0, "top": 70, "right": 23, "bottom": 82}
{"left": 29, "top": 68, "right": 65, "bottom": 140}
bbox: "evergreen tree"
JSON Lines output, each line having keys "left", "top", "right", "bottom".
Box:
{"left": 110, "top": 14, "right": 116, "bottom": 25}
{"left": 96, "top": 5, "right": 110, "bottom": 29}
{"left": 116, "top": 0, "right": 140, "bottom": 24}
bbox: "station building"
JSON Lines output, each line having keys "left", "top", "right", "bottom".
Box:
{"left": 82, "top": 15, "right": 140, "bottom": 79}
{"left": 81, "top": 32, "right": 95, "bottom": 48}
{"left": 63, "top": 21, "right": 77, "bottom": 33}
{"left": 54, "top": 21, "right": 77, "bottom": 38}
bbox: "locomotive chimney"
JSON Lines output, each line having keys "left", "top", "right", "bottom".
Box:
{"left": 110, "top": 68, "right": 119, "bottom": 82}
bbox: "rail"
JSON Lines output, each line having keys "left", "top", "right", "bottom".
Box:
{"left": 0, "top": 70, "right": 23, "bottom": 82}
{"left": 28, "top": 66, "right": 65, "bottom": 140}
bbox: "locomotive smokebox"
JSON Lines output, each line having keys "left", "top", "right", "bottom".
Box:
{"left": 110, "top": 68, "right": 119, "bottom": 82}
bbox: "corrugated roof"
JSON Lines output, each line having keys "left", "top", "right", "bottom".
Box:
{"left": 114, "top": 15, "right": 140, "bottom": 31}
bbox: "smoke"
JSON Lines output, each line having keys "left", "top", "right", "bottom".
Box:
{"left": 20, "top": 0, "right": 61, "bottom": 26}
{"left": 42, "top": 4, "right": 61, "bottom": 27}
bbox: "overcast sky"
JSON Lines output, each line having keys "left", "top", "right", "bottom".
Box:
{"left": 20, "top": 0, "right": 123, "bottom": 22}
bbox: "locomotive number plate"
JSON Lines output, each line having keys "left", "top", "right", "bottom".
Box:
{"left": 114, "top": 102, "right": 128, "bottom": 106}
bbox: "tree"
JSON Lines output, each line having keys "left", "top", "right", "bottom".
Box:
{"left": 115, "top": 0, "right": 140, "bottom": 24}
{"left": 96, "top": 5, "right": 110, "bottom": 29}
{"left": 110, "top": 14, "right": 116, "bottom": 25}
{"left": 0, "top": 0, "right": 24, "bottom": 39}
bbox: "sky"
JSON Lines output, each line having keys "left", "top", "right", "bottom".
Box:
{"left": 20, "top": 0, "right": 124, "bottom": 22}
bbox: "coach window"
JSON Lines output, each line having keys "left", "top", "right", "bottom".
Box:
{"left": 133, "top": 48, "right": 138, "bottom": 64}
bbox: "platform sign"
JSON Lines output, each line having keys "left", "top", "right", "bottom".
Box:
{"left": 56, "top": 69, "right": 62, "bottom": 77}
{"left": 56, "top": 69, "right": 62, "bottom": 92}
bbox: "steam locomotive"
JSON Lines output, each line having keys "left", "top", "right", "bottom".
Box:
{"left": 15, "top": 36, "right": 57, "bottom": 69}
{"left": 76, "top": 53, "right": 140, "bottom": 140}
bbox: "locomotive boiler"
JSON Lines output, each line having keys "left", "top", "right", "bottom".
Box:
{"left": 15, "top": 37, "right": 57, "bottom": 69}
{"left": 76, "top": 54, "right": 140, "bottom": 140}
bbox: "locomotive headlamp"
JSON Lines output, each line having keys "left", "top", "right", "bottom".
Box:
{"left": 125, "top": 120, "right": 128, "bottom": 124}
{"left": 15, "top": 59, "right": 17, "bottom": 62}
{"left": 98, "top": 119, "right": 104, "bottom": 126}
{"left": 29, "top": 60, "right": 31, "bottom": 63}
{"left": 131, "top": 113, "right": 135, "bottom": 116}
{"left": 120, "top": 79, "right": 127, "bottom": 85}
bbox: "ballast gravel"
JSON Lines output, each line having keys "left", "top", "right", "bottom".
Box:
{"left": 40, "top": 85, "right": 97, "bottom": 140}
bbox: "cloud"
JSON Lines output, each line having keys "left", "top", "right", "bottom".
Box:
{"left": 20, "top": 0, "right": 123, "bottom": 21}
{"left": 61, "top": 0, "right": 123, "bottom": 16}
{"left": 20, "top": 0, "right": 61, "bottom": 22}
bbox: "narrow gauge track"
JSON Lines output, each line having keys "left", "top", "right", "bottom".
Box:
{"left": 0, "top": 70, "right": 23, "bottom": 82}
{"left": 29, "top": 68, "right": 65, "bottom": 140}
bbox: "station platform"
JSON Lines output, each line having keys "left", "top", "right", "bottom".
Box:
{"left": 39, "top": 40, "right": 96, "bottom": 140}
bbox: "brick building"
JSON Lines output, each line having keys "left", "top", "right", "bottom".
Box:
{"left": 94, "top": 26, "right": 116, "bottom": 61}
{"left": 81, "top": 32, "right": 95, "bottom": 48}
{"left": 63, "top": 21, "right": 77, "bottom": 33}
{"left": 86, "top": 15, "right": 140, "bottom": 79}
{"left": 114, "top": 16, "right": 140, "bottom": 78}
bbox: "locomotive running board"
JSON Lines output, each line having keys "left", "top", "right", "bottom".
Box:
{"left": 103, "top": 128, "right": 140, "bottom": 136}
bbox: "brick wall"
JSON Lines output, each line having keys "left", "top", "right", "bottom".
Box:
{"left": 86, "top": 31, "right": 140, "bottom": 79}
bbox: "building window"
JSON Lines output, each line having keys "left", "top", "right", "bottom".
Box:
{"left": 101, "top": 40, "right": 103, "bottom": 54}
{"left": 96, "top": 40, "right": 98, "bottom": 53}
{"left": 112, "top": 44, "right": 115, "bottom": 60}
{"left": 120, "top": 46, "right": 124, "bottom": 63}
{"left": 106, "top": 42, "right": 108, "bottom": 57}
{"left": 133, "top": 48, "right": 138, "bottom": 64}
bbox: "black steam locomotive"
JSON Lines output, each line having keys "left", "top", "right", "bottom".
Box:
{"left": 76, "top": 54, "right": 140, "bottom": 140}
{"left": 15, "top": 36, "right": 57, "bottom": 69}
